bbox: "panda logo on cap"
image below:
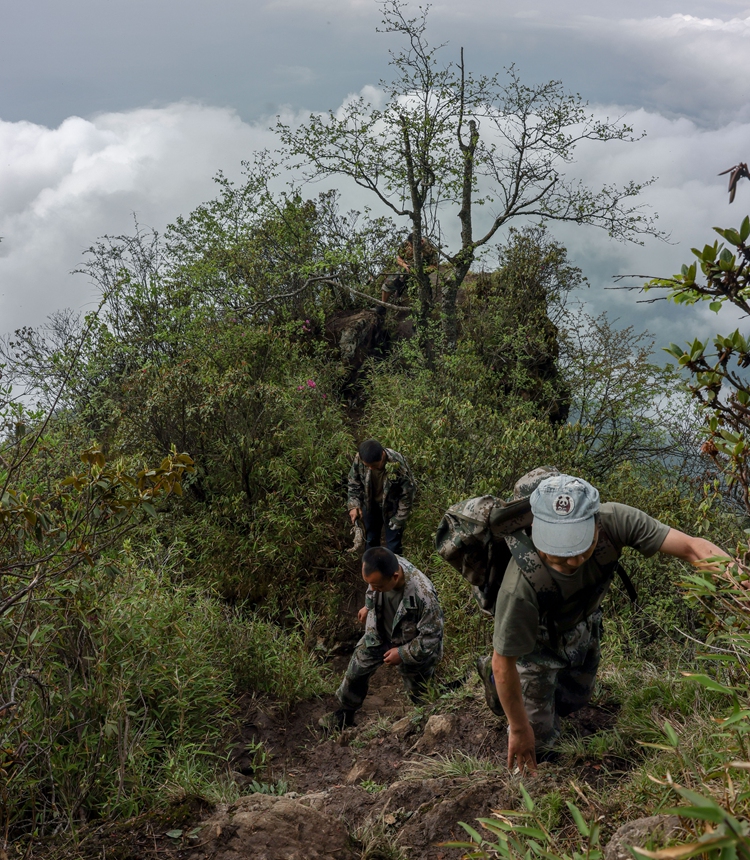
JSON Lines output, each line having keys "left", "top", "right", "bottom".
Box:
{"left": 554, "top": 494, "right": 575, "bottom": 516}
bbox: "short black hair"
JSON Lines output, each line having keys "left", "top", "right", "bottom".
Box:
{"left": 363, "top": 547, "right": 399, "bottom": 579}
{"left": 358, "top": 439, "right": 384, "bottom": 464}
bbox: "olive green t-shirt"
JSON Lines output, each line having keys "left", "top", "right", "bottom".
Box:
{"left": 492, "top": 502, "right": 671, "bottom": 657}
{"left": 369, "top": 466, "right": 386, "bottom": 504}
{"left": 381, "top": 587, "right": 404, "bottom": 639}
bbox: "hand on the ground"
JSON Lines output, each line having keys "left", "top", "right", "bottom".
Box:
{"left": 357, "top": 606, "right": 368, "bottom": 624}
{"left": 383, "top": 647, "right": 402, "bottom": 666}
{"left": 507, "top": 723, "right": 537, "bottom": 774}
{"left": 349, "top": 507, "right": 361, "bottom": 524}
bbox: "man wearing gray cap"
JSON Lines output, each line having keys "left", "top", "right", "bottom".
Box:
{"left": 482, "top": 473, "right": 727, "bottom": 772}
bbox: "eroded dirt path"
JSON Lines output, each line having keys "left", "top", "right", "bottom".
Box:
{"left": 221, "top": 649, "right": 626, "bottom": 860}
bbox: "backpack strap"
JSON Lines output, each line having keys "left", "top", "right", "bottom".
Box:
{"left": 615, "top": 562, "right": 638, "bottom": 604}
{"left": 506, "top": 526, "right": 624, "bottom": 639}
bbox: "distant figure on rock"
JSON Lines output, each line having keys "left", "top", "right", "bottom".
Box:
{"left": 473, "top": 474, "right": 728, "bottom": 772}
{"left": 347, "top": 439, "right": 416, "bottom": 554}
{"left": 380, "top": 232, "right": 439, "bottom": 305}
{"left": 319, "top": 547, "right": 444, "bottom": 731}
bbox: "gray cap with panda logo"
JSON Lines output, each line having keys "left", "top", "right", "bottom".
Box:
{"left": 530, "top": 474, "right": 600, "bottom": 557}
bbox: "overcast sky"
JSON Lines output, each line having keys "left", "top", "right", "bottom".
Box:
{"left": 2, "top": 0, "right": 750, "bottom": 345}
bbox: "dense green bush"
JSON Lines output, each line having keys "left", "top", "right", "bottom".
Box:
{"left": 0, "top": 541, "right": 331, "bottom": 835}
{"left": 110, "top": 323, "right": 354, "bottom": 601}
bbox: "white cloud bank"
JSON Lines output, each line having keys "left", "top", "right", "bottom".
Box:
{"left": 0, "top": 103, "right": 276, "bottom": 334}
{"left": 1, "top": 96, "right": 749, "bottom": 350}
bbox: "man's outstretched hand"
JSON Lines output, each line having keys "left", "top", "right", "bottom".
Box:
{"left": 349, "top": 507, "right": 362, "bottom": 524}
{"left": 507, "top": 723, "right": 537, "bottom": 774}
{"left": 357, "top": 606, "right": 368, "bottom": 624}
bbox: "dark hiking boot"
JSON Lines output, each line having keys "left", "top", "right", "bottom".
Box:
{"left": 318, "top": 708, "right": 356, "bottom": 732}
{"left": 476, "top": 654, "right": 504, "bottom": 717}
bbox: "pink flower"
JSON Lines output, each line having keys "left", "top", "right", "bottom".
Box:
{"left": 297, "top": 385, "right": 304, "bottom": 390}
{"left": 306, "top": 379, "right": 316, "bottom": 388}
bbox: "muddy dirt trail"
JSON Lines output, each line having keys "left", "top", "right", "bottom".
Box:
{"left": 51, "top": 657, "right": 625, "bottom": 860}
{"left": 206, "top": 644, "right": 624, "bottom": 860}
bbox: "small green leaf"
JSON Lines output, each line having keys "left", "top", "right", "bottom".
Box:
{"left": 165, "top": 829, "right": 183, "bottom": 839}
{"left": 740, "top": 215, "right": 750, "bottom": 243}
{"left": 457, "top": 822, "right": 484, "bottom": 844}
{"left": 566, "top": 801, "right": 590, "bottom": 837}
{"left": 663, "top": 720, "right": 679, "bottom": 747}
{"left": 724, "top": 228, "right": 741, "bottom": 246}
{"left": 681, "top": 673, "right": 735, "bottom": 694}
{"left": 664, "top": 805, "right": 725, "bottom": 824}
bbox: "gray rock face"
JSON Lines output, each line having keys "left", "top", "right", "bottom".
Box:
{"left": 185, "top": 794, "right": 355, "bottom": 860}
{"left": 413, "top": 713, "right": 459, "bottom": 752}
{"left": 605, "top": 815, "right": 684, "bottom": 860}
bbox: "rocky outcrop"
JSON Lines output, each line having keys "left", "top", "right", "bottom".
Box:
{"left": 605, "top": 815, "right": 684, "bottom": 860}
{"left": 185, "top": 794, "right": 355, "bottom": 860}
{"left": 183, "top": 773, "right": 513, "bottom": 860}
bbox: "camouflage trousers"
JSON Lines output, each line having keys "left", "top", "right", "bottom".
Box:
{"left": 336, "top": 641, "right": 439, "bottom": 711}
{"left": 516, "top": 610, "right": 602, "bottom": 752}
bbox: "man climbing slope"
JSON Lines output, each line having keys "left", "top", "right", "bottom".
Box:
{"left": 476, "top": 473, "right": 728, "bottom": 772}
{"left": 347, "top": 439, "right": 416, "bottom": 554}
{"left": 319, "top": 546, "right": 444, "bottom": 730}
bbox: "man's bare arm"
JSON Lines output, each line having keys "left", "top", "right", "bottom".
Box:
{"left": 492, "top": 652, "right": 537, "bottom": 773}
{"left": 658, "top": 528, "right": 729, "bottom": 571}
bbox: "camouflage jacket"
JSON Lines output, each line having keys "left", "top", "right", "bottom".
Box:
{"left": 347, "top": 448, "right": 416, "bottom": 531}
{"left": 362, "top": 556, "right": 444, "bottom": 666}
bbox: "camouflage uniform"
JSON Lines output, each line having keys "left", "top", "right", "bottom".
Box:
{"left": 516, "top": 610, "right": 602, "bottom": 750}
{"left": 347, "top": 448, "right": 416, "bottom": 552}
{"left": 382, "top": 238, "right": 439, "bottom": 300}
{"left": 434, "top": 471, "right": 669, "bottom": 753}
{"left": 336, "top": 556, "right": 444, "bottom": 710}
{"left": 494, "top": 505, "right": 669, "bottom": 752}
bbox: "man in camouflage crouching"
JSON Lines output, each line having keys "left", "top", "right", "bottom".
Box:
{"left": 319, "top": 547, "right": 443, "bottom": 731}
{"left": 482, "top": 473, "right": 728, "bottom": 772}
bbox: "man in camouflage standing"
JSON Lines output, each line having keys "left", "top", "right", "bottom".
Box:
{"left": 477, "top": 473, "right": 728, "bottom": 772}
{"left": 380, "top": 232, "right": 439, "bottom": 305}
{"left": 348, "top": 439, "right": 416, "bottom": 554}
{"left": 319, "top": 546, "right": 444, "bottom": 730}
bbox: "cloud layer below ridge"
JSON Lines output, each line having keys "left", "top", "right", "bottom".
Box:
{"left": 1, "top": 96, "right": 749, "bottom": 347}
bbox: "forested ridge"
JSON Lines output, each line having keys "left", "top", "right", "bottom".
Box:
{"left": 3, "top": 4, "right": 750, "bottom": 859}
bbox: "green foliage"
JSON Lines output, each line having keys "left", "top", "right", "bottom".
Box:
{"left": 646, "top": 216, "right": 750, "bottom": 313}
{"left": 247, "top": 778, "right": 289, "bottom": 795}
{"left": 113, "top": 323, "right": 353, "bottom": 600}
{"left": 230, "top": 612, "right": 333, "bottom": 704}
{"left": 460, "top": 225, "right": 581, "bottom": 421}
{"left": 354, "top": 820, "right": 410, "bottom": 860}
{"left": 360, "top": 780, "right": 388, "bottom": 793}
{"left": 646, "top": 216, "right": 750, "bottom": 513}
{"left": 403, "top": 752, "right": 505, "bottom": 780}
{"left": 0, "top": 540, "right": 330, "bottom": 835}
{"left": 446, "top": 785, "right": 602, "bottom": 860}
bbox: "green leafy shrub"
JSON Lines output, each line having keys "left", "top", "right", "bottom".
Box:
{"left": 0, "top": 546, "right": 330, "bottom": 835}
